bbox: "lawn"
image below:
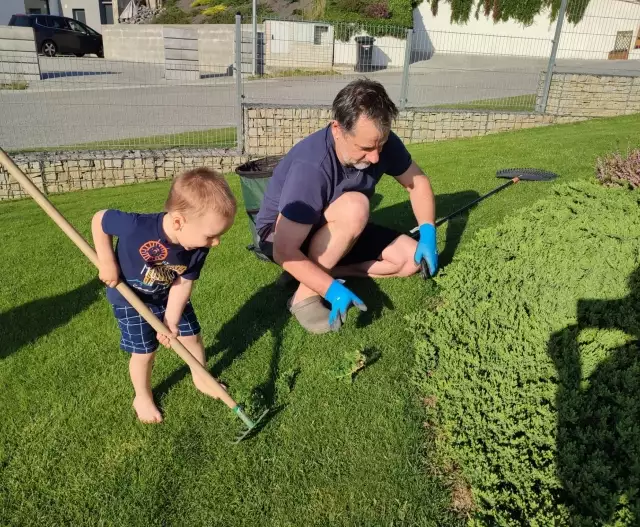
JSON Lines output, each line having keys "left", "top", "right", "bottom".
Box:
{"left": 10, "top": 127, "right": 237, "bottom": 154}
{"left": 1, "top": 114, "right": 639, "bottom": 526}
{"left": 434, "top": 94, "right": 537, "bottom": 112}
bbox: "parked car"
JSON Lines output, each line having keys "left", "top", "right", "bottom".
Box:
{"left": 8, "top": 14, "right": 103, "bottom": 58}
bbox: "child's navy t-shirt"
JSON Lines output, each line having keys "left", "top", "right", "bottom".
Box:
{"left": 102, "top": 210, "right": 209, "bottom": 307}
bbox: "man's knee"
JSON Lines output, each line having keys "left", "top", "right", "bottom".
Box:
{"left": 328, "top": 192, "right": 369, "bottom": 234}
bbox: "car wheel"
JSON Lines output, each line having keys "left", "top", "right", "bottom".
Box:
{"left": 74, "top": 53, "right": 85, "bottom": 57}
{"left": 42, "top": 40, "right": 57, "bottom": 57}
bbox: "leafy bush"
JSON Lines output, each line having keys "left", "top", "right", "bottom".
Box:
{"left": 596, "top": 148, "right": 640, "bottom": 189}
{"left": 152, "top": 0, "right": 191, "bottom": 23}
{"left": 202, "top": 4, "right": 227, "bottom": 15}
{"left": 364, "top": 2, "right": 391, "bottom": 18}
{"left": 191, "top": 0, "right": 214, "bottom": 7}
{"left": 409, "top": 181, "right": 640, "bottom": 526}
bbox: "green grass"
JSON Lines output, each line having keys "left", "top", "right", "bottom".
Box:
{"left": 1, "top": 114, "right": 639, "bottom": 525}
{"left": 434, "top": 94, "right": 536, "bottom": 112}
{"left": 0, "top": 81, "right": 29, "bottom": 91}
{"left": 249, "top": 69, "right": 341, "bottom": 80}
{"left": 10, "top": 127, "right": 237, "bottom": 154}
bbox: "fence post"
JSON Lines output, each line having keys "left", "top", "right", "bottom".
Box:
{"left": 399, "top": 28, "right": 413, "bottom": 110}
{"left": 235, "top": 13, "right": 244, "bottom": 154}
{"left": 537, "top": 0, "right": 568, "bottom": 113}
{"left": 252, "top": 0, "right": 257, "bottom": 75}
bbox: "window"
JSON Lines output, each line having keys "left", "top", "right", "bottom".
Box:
{"left": 314, "top": 25, "right": 328, "bottom": 45}
{"left": 613, "top": 30, "right": 633, "bottom": 52}
{"left": 100, "top": 0, "right": 114, "bottom": 24}
{"left": 28, "top": 8, "right": 42, "bottom": 14}
{"left": 68, "top": 19, "right": 88, "bottom": 34}
{"left": 72, "top": 9, "right": 87, "bottom": 25}
{"left": 635, "top": 27, "right": 640, "bottom": 50}
{"left": 47, "top": 17, "right": 70, "bottom": 30}
{"left": 11, "top": 15, "right": 32, "bottom": 26}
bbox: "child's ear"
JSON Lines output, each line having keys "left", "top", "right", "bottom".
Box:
{"left": 170, "top": 211, "right": 186, "bottom": 231}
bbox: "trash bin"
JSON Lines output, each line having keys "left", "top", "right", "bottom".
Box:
{"left": 235, "top": 155, "right": 283, "bottom": 261}
{"left": 354, "top": 36, "right": 375, "bottom": 72}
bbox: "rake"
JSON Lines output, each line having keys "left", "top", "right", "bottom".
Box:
{"left": 0, "top": 148, "right": 268, "bottom": 444}
{"left": 411, "top": 168, "right": 559, "bottom": 279}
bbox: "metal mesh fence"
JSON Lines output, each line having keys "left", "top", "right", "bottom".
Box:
{"left": 1, "top": 0, "right": 639, "bottom": 154}
{"left": 0, "top": 53, "right": 238, "bottom": 153}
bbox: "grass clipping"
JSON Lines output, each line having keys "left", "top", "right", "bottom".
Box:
{"left": 409, "top": 181, "right": 640, "bottom": 526}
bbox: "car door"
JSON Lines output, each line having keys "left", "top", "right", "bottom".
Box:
{"left": 67, "top": 19, "right": 91, "bottom": 55}
{"left": 48, "top": 17, "right": 75, "bottom": 54}
{"left": 76, "top": 21, "right": 102, "bottom": 55}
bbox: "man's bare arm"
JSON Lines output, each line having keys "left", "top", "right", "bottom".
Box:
{"left": 394, "top": 161, "right": 436, "bottom": 226}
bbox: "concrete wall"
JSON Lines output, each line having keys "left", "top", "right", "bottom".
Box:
{"left": 164, "top": 26, "right": 198, "bottom": 81}
{"left": 412, "top": 0, "right": 640, "bottom": 60}
{"left": 264, "top": 20, "right": 334, "bottom": 72}
{"left": 0, "top": 0, "right": 26, "bottom": 26}
{"left": 103, "top": 24, "right": 249, "bottom": 76}
{"left": 103, "top": 24, "right": 164, "bottom": 63}
{"left": 0, "top": 25, "right": 40, "bottom": 83}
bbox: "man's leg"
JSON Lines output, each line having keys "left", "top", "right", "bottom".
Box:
{"left": 291, "top": 191, "right": 369, "bottom": 304}
{"left": 332, "top": 232, "right": 420, "bottom": 279}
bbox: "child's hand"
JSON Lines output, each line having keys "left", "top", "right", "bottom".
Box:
{"left": 157, "top": 318, "right": 179, "bottom": 348}
{"left": 98, "top": 259, "right": 120, "bottom": 288}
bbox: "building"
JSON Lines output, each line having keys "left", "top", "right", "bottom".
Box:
{"left": 1, "top": 0, "right": 120, "bottom": 32}
{"left": 412, "top": 0, "right": 640, "bottom": 60}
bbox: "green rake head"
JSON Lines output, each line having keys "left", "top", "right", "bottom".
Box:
{"left": 233, "top": 406, "right": 270, "bottom": 444}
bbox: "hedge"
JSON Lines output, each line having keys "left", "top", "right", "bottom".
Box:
{"left": 409, "top": 181, "right": 640, "bottom": 526}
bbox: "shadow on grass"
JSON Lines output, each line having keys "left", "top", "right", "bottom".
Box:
{"left": 549, "top": 267, "right": 640, "bottom": 523}
{"left": 154, "top": 189, "right": 480, "bottom": 405}
{"left": 0, "top": 279, "right": 103, "bottom": 360}
{"left": 372, "top": 189, "right": 481, "bottom": 268}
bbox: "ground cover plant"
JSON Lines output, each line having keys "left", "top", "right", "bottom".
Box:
{"left": 410, "top": 179, "right": 640, "bottom": 524}
{"left": 1, "top": 113, "right": 639, "bottom": 525}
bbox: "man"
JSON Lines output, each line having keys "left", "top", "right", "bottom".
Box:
{"left": 255, "top": 78, "right": 438, "bottom": 334}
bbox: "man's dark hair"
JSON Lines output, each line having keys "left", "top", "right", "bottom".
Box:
{"left": 332, "top": 78, "right": 398, "bottom": 134}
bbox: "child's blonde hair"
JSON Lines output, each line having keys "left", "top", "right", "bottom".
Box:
{"left": 165, "top": 167, "right": 236, "bottom": 219}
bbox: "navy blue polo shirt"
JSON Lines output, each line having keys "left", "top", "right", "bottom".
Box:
{"left": 101, "top": 210, "right": 209, "bottom": 307}
{"left": 255, "top": 125, "right": 412, "bottom": 235}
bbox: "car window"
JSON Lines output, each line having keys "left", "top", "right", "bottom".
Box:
{"left": 10, "top": 15, "right": 32, "bottom": 27}
{"left": 80, "top": 23, "right": 99, "bottom": 36}
{"left": 34, "top": 16, "right": 47, "bottom": 27}
{"left": 48, "top": 17, "right": 70, "bottom": 30}
{"left": 68, "top": 20, "right": 87, "bottom": 34}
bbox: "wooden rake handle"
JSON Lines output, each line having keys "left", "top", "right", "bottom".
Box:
{"left": 0, "top": 148, "right": 237, "bottom": 410}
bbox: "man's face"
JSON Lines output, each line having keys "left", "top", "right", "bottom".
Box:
{"left": 333, "top": 116, "right": 388, "bottom": 170}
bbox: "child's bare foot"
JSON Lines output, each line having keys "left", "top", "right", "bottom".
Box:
{"left": 133, "top": 395, "right": 163, "bottom": 423}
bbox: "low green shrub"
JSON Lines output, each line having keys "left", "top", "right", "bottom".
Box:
{"left": 409, "top": 181, "right": 640, "bottom": 526}
{"left": 152, "top": 0, "right": 191, "bottom": 23}
{"left": 596, "top": 148, "right": 640, "bottom": 189}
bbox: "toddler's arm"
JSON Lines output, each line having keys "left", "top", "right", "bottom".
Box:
{"left": 92, "top": 210, "right": 120, "bottom": 288}
{"left": 157, "top": 276, "right": 194, "bottom": 347}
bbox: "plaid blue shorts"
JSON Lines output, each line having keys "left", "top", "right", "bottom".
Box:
{"left": 112, "top": 302, "right": 200, "bottom": 354}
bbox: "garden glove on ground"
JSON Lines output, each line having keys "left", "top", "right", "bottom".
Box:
{"left": 325, "top": 280, "right": 367, "bottom": 331}
{"left": 415, "top": 223, "right": 438, "bottom": 276}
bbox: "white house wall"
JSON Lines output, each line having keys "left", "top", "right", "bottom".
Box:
{"left": 60, "top": 0, "right": 102, "bottom": 32}
{"left": 412, "top": 0, "right": 640, "bottom": 59}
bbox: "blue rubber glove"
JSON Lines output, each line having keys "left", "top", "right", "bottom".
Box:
{"left": 415, "top": 223, "right": 438, "bottom": 276}
{"left": 325, "top": 280, "right": 367, "bottom": 331}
